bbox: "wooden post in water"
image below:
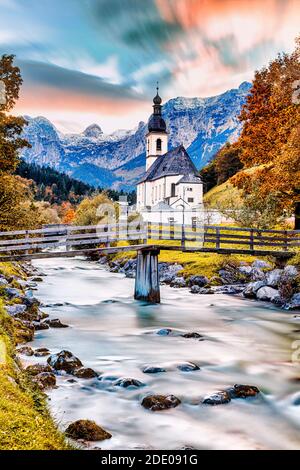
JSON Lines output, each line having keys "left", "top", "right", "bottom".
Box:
{"left": 134, "top": 247, "right": 160, "bottom": 303}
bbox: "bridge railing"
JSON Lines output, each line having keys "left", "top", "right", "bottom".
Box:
{"left": 0, "top": 222, "right": 299, "bottom": 257}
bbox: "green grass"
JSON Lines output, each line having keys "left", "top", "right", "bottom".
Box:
{"left": 204, "top": 180, "right": 241, "bottom": 207}
{"left": 110, "top": 239, "right": 259, "bottom": 279}
{"left": 0, "top": 297, "right": 71, "bottom": 450}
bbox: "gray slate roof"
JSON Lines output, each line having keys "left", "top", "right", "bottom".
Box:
{"left": 176, "top": 173, "right": 202, "bottom": 184}
{"left": 138, "top": 145, "right": 201, "bottom": 183}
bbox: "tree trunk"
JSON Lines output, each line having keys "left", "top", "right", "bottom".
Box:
{"left": 295, "top": 201, "right": 300, "bottom": 230}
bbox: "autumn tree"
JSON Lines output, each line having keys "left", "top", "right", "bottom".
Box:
{"left": 0, "top": 55, "right": 36, "bottom": 230}
{"left": 231, "top": 37, "right": 300, "bottom": 228}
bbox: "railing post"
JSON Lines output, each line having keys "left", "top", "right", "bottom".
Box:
{"left": 181, "top": 223, "right": 185, "bottom": 250}
{"left": 170, "top": 220, "right": 174, "bottom": 240}
{"left": 148, "top": 221, "right": 151, "bottom": 240}
{"left": 216, "top": 227, "right": 220, "bottom": 249}
{"left": 25, "top": 230, "right": 29, "bottom": 255}
{"left": 250, "top": 229, "right": 254, "bottom": 251}
{"left": 159, "top": 221, "right": 162, "bottom": 240}
{"left": 284, "top": 230, "right": 288, "bottom": 251}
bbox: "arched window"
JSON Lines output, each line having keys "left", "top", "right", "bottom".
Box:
{"left": 171, "top": 183, "right": 176, "bottom": 197}
{"left": 156, "top": 138, "right": 162, "bottom": 151}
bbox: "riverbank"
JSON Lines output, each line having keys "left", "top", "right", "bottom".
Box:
{"left": 102, "top": 250, "right": 300, "bottom": 310}
{"left": 0, "top": 262, "right": 70, "bottom": 450}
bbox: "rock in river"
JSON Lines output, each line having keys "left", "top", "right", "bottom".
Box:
{"left": 17, "top": 346, "right": 34, "bottom": 356}
{"left": 34, "top": 348, "right": 50, "bottom": 357}
{"left": 33, "top": 372, "right": 56, "bottom": 390}
{"left": 227, "top": 384, "right": 260, "bottom": 399}
{"left": 45, "top": 318, "right": 69, "bottom": 328}
{"left": 156, "top": 328, "right": 173, "bottom": 336}
{"left": 142, "top": 366, "right": 166, "bottom": 374}
{"left": 203, "top": 391, "right": 231, "bottom": 405}
{"left": 72, "top": 367, "right": 98, "bottom": 379}
{"left": 65, "top": 420, "right": 112, "bottom": 441}
{"left": 181, "top": 332, "right": 204, "bottom": 339}
{"left": 47, "top": 350, "right": 83, "bottom": 373}
{"left": 177, "top": 362, "right": 200, "bottom": 372}
{"left": 141, "top": 394, "right": 181, "bottom": 411}
{"left": 113, "top": 377, "right": 144, "bottom": 388}
{"left": 26, "top": 364, "right": 53, "bottom": 376}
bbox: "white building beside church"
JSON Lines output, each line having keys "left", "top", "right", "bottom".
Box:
{"left": 136, "top": 88, "right": 203, "bottom": 224}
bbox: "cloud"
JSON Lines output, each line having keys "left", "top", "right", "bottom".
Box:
{"left": 17, "top": 59, "right": 144, "bottom": 101}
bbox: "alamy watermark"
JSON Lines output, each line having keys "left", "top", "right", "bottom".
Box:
{"left": 0, "top": 80, "right": 6, "bottom": 105}
{"left": 292, "top": 80, "right": 300, "bottom": 105}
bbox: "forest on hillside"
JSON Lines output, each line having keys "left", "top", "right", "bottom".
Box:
{"left": 201, "top": 36, "right": 300, "bottom": 229}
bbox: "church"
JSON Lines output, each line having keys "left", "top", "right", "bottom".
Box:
{"left": 136, "top": 88, "right": 203, "bottom": 216}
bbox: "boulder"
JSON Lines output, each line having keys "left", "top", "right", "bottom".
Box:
{"left": 34, "top": 348, "right": 50, "bottom": 357}
{"left": 170, "top": 277, "right": 186, "bottom": 288}
{"left": 113, "top": 378, "right": 145, "bottom": 388}
{"left": 190, "top": 285, "right": 201, "bottom": 294}
{"left": 266, "top": 269, "right": 283, "bottom": 287}
{"left": 283, "top": 265, "right": 298, "bottom": 279}
{"left": 238, "top": 265, "right": 252, "bottom": 276}
{"left": 198, "top": 287, "right": 214, "bottom": 294}
{"left": 33, "top": 321, "right": 50, "bottom": 331}
{"left": 177, "top": 362, "right": 200, "bottom": 372}
{"left": 45, "top": 318, "right": 69, "bottom": 328}
{"left": 227, "top": 384, "right": 260, "bottom": 399}
{"left": 47, "top": 350, "right": 83, "bottom": 373}
{"left": 4, "top": 287, "right": 22, "bottom": 299}
{"left": 252, "top": 259, "right": 272, "bottom": 270}
{"left": 250, "top": 267, "right": 266, "bottom": 281}
{"left": 14, "top": 320, "right": 34, "bottom": 343}
{"left": 243, "top": 281, "right": 266, "bottom": 299}
{"left": 159, "top": 263, "right": 183, "bottom": 284}
{"left": 188, "top": 275, "right": 209, "bottom": 287}
{"left": 142, "top": 366, "right": 166, "bottom": 374}
{"left": 30, "top": 276, "right": 44, "bottom": 282}
{"left": 72, "top": 367, "right": 98, "bottom": 379}
{"left": 256, "top": 286, "right": 280, "bottom": 302}
{"left": 203, "top": 390, "right": 231, "bottom": 405}
{"left": 5, "top": 304, "right": 27, "bottom": 317}
{"left": 181, "top": 332, "right": 204, "bottom": 340}
{"left": 286, "top": 293, "right": 300, "bottom": 310}
{"left": 156, "top": 328, "right": 172, "bottom": 336}
{"left": 0, "top": 276, "right": 8, "bottom": 286}
{"left": 17, "top": 346, "right": 34, "bottom": 356}
{"left": 65, "top": 420, "right": 112, "bottom": 441}
{"left": 33, "top": 372, "right": 56, "bottom": 390}
{"left": 141, "top": 394, "right": 181, "bottom": 411}
{"left": 26, "top": 363, "right": 53, "bottom": 376}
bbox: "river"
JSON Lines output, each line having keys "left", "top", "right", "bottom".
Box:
{"left": 24, "top": 256, "right": 300, "bottom": 449}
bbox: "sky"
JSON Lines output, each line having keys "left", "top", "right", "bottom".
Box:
{"left": 0, "top": 0, "right": 299, "bottom": 133}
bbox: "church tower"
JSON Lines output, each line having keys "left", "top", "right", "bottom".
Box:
{"left": 146, "top": 85, "right": 168, "bottom": 171}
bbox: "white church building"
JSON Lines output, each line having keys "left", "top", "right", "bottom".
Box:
{"left": 136, "top": 87, "right": 203, "bottom": 225}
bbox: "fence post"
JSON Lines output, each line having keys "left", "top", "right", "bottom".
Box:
{"left": 148, "top": 221, "right": 152, "bottom": 240}
{"left": 250, "top": 229, "right": 254, "bottom": 251}
{"left": 159, "top": 221, "right": 162, "bottom": 240}
{"left": 284, "top": 230, "right": 288, "bottom": 251}
{"left": 25, "top": 230, "right": 29, "bottom": 255}
{"left": 170, "top": 220, "right": 174, "bottom": 240}
{"left": 181, "top": 223, "right": 185, "bottom": 250}
{"left": 216, "top": 227, "right": 220, "bottom": 249}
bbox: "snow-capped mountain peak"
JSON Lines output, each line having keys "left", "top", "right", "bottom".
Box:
{"left": 21, "top": 82, "right": 251, "bottom": 191}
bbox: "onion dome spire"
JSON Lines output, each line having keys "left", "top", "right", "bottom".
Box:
{"left": 148, "top": 82, "right": 167, "bottom": 132}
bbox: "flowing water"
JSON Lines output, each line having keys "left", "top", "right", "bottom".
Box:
{"left": 24, "top": 257, "right": 300, "bottom": 449}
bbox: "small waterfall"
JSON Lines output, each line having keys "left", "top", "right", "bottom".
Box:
{"left": 134, "top": 248, "right": 160, "bottom": 303}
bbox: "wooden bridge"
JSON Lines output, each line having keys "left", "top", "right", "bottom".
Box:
{"left": 0, "top": 223, "right": 299, "bottom": 303}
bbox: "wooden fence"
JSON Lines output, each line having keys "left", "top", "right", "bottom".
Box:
{"left": 0, "top": 222, "right": 299, "bottom": 259}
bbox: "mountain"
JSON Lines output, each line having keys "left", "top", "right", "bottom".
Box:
{"left": 21, "top": 82, "right": 251, "bottom": 190}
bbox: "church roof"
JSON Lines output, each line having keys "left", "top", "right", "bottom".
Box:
{"left": 176, "top": 173, "right": 202, "bottom": 184}
{"left": 138, "top": 145, "right": 200, "bottom": 183}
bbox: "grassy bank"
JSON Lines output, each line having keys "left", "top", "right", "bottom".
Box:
{"left": 111, "top": 240, "right": 258, "bottom": 279}
{"left": 0, "top": 262, "right": 71, "bottom": 450}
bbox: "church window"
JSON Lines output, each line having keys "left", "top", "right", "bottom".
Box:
{"left": 159, "top": 185, "right": 161, "bottom": 199}
{"left": 171, "top": 183, "right": 176, "bottom": 197}
{"left": 156, "top": 138, "right": 162, "bottom": 151}
{"left": 188, "top": 197, "right": 194, "bottom": 203}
